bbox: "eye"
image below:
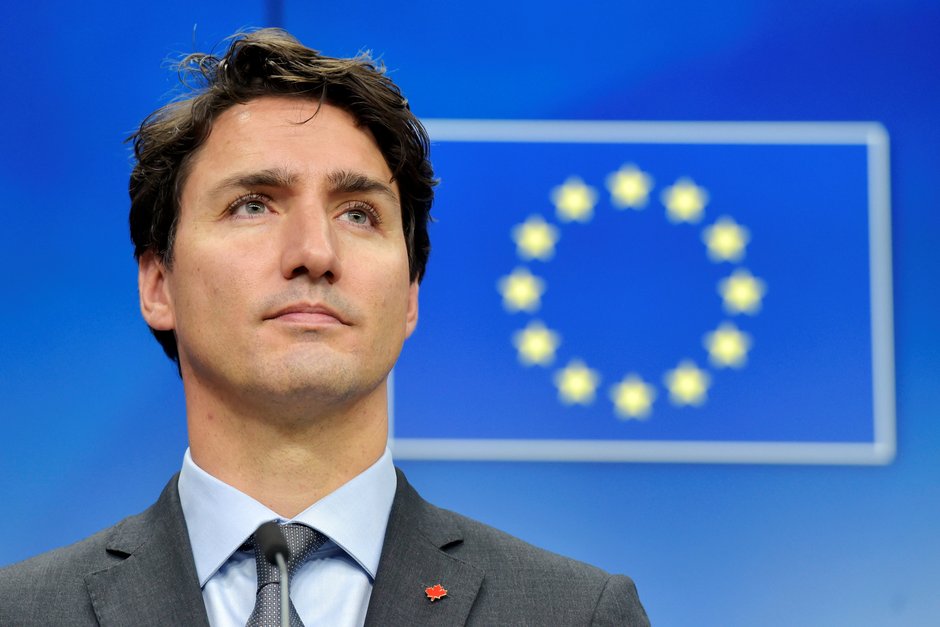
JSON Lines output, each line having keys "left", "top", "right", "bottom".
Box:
{"left": 340, "top": 202, "right": 381, "bottom": 227}
{"left": 228, "top": 193, "right": 272, "bottom": 218}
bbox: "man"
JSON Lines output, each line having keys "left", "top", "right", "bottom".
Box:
{"left": 0, "top": 29, "right": 649, "bottom": 626}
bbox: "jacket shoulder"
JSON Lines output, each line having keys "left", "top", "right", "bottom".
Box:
{"left": 392, "top": 471, "right": 649, "bottom": 626}
{"left": 1, "top": 521, "right": 120, "bottom": 578}
{"left": 437, "top": 505, "right": 606, "bottom": 576}
{"left": 0, "top": 478, "right": 176, "bottom": 626}
{"left": 438, "top": 507, "right": 648, "bottom": 625}
{"left": 0, "top": 520, "right": 127, "bottom": 623}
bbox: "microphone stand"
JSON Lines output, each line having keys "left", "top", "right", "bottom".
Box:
{"left": 275, "top": 551, "right": 289, "bottom": 627}
{"left": 255, "top": 521, "right": 292, "bottom": 627}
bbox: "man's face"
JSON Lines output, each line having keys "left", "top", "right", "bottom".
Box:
{"left": 139, "top": 96, "right": 418, "bottom": 415}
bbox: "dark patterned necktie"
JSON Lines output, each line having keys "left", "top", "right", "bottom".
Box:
{"left": 245, "top": 523, "right": 326, "bottom": 627}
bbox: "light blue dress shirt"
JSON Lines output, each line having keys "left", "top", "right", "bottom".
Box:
{"left": 177, "top": 447, "right": 397, "bottom": 627}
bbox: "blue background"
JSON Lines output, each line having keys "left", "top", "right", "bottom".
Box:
{"left": 1, "top": 1, "right": 938, "bottom": 625}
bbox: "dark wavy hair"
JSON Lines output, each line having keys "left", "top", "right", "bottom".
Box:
{"left": 128, "top": 28, "right": 436, "bottom": 364}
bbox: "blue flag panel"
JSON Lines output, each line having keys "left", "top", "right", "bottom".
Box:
{"left": 391, "top": 121, "right": 894, "bottom": 464}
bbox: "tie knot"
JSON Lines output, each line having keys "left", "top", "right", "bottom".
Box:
{"left": 250, "top": 523, "right": 326, "bottom": 587}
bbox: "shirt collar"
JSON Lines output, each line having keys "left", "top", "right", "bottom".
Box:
{"left": 178, "top": 447, "right": 397, "bottom": 586}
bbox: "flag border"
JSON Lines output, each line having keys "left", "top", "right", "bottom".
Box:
{"left": 389, "top": 120, "right": 895, "bottom": 465}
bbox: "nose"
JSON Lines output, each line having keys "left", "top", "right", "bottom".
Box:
{"left": 279, "top": 207, "right": 341, "bottom": 283}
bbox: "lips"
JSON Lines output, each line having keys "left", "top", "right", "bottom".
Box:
{"left": 266, "top": 302, "right": 348, "bottom": 326}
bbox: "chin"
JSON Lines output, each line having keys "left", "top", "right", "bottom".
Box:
{"left": 256, "top": 358, "right": 388, "bottom": 406}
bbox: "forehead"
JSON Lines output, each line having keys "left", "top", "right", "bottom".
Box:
{"left": 183, "top": 96, "right": 395, "bottom": 195}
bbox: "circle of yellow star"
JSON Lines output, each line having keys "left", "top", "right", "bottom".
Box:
{"left": 512, "top": 321, "right": 561, "bottom": 366}
{"left": 702, "top": 216, "right": 750, "bottom": 262}
{"left": 551, "top": 176, "right": 597, "bottom": 223}
{"left": 609, "top": 374, "right": 656, "bottom": 419}
{"left": 606, "top": 164, "right": 653, "bottom": 209}
{"left": 662, "top": 178, "right": 709, "bottom": 223}
{"left": 553, "top": 359, "right": 600, "bottom": 405}
{"left": 718, "top": 269, "right": 767, "bottom": 314}
{"left": 663, "top": 360, "right": 711, "bottom": 406}
{"left": 511, "top": 215, "right": 560, "bottom": 261}
{"left": 497, "top": 267, "right": 545, "bottom": 313}
{"left": 499, "top": 168, "right": 766, "bottom": 421}
{"left": 704, "top": 322, "right": 752, "bottom": 368}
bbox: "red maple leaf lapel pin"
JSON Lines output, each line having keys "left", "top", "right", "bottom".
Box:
{"left": 425, "top": 583, "right": 448, "bottom": 602}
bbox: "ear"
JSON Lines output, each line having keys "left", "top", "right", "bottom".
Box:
{"left": 138, "top": 250, "right": 176, "bottom": 331}
{"left": 404, "top": 280, "right": 419, "bottom": 338}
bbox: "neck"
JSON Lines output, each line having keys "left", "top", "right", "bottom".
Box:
{"left": 184, "top": 379, "right": 389, "bottom": 518}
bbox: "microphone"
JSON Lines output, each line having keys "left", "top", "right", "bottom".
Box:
{"left": 254, "top": 521, "right": 291, "bottom": 627}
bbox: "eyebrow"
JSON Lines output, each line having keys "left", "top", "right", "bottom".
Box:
{"left": 326, "top": 169, "right": 399, "bottom": 204}
{"left": 209, "top": 167, "right": 298, "bottom": 197}
{"left": 208, "top": 167, "right": 398, "bottom": 204}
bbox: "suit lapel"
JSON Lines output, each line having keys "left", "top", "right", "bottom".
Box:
{"left": 84, "top": 476, "right": 210, "bottom": 627}
{"left": 365, "top": 470, "right": 484, "bottom": 627}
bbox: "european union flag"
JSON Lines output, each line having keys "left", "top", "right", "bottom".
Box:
{"left": 391, "top": 121, "right": 894, "bottom": 465}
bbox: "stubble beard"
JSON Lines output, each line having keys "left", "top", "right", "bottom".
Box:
{"left": 228, "top": 346, "right": 393, "bottom": 427}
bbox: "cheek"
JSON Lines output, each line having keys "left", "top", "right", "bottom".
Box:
{"left": 172, "top": 252, "right": 252, "bottom": 329}
{"left": 379, "top": 277, "right": 415, "bottom": 332}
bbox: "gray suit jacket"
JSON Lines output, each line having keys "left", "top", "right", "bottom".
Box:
{"left": 0, "top": 470, "right": 649, "bottom": 626}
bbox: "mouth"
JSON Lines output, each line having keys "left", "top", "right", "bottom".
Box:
{"left": 265, "top": 302, "right": 349, "bottom": 326}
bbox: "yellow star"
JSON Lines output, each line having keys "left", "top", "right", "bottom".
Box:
{"left": 718, "top": 269, "right": 767, "bottom": 314}
{"left": 663, "top": 360, "right": 711, "bottom": 406}
{"left": 606, "top": 164, "right": 653, "bottom": 209}
{"left": 609, "top": 374, "right": 656, "bottom": 419}
{"left": 702, "top": 216, "right": 750, "bottom": 262}
{"left": 661, "top": 177, "right": 709, "bottom": 223}
{"left": 497, "top": 267, "right": 545, "bottom": 313}
{"left": 512, "top": 321, "right": 561, "bottom": 366}
{"left": 551, "top": 176, "right": 597, "bottom": 223}
{"left": 511, "top": 215, "right": 560, "bottom": 261}
{"left": 704, "top": 322, "right": 752, "bottom": 368}
{"left": 553, "top": 359, "right": 600, "bottom": 405}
